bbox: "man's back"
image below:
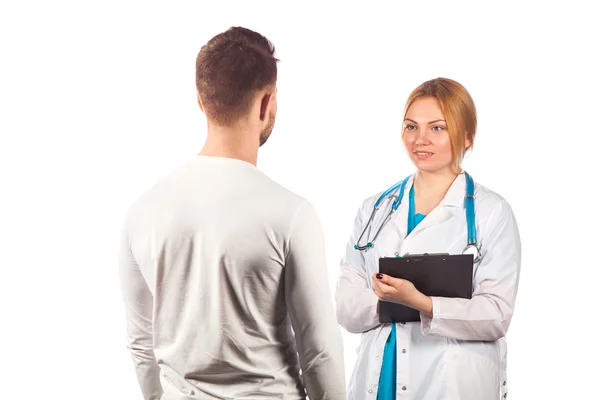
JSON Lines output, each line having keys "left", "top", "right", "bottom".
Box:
{"left": 120, "top": 155, "right": 345, "bottom": 399}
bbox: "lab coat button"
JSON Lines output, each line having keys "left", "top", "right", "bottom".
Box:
{"left": 503, "top": 381, "right": 506, "bottom": 385}
{"left": 368, "top": 389, "right": 373, "bottom": 394}
{"left": 402, "top": 386, "right": 407, "bottom": 391}
{"left": 402, "top": 348, "right": 407, "bottom": 353}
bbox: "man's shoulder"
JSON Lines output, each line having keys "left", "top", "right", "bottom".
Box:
{"left": 261, "top": 176, "right": 307, "bottom": 205}
{"left": 120, "top": 160, "right": 192, "bottom": 229}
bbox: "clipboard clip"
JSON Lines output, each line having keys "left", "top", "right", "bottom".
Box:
{"left": 402, "top": 252, "right": 450, "bottom": 258}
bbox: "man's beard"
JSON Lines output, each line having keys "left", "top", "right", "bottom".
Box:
{"left": 259, "top": 112, "right": 276, "bottom": 147}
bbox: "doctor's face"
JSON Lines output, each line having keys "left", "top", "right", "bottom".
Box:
{"left": 402, "top": 97, "right": 454, "bottom": 174}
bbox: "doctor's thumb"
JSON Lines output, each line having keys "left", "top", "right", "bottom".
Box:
{"left": 373, "top": 273, "right": 392, "bottom": 285}
{"left": 375, "top": 273, "right": 394, "bottom": 286}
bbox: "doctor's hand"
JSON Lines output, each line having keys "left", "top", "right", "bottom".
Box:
{"left": 371, "top": 273, "right": 433, "bottom": 318}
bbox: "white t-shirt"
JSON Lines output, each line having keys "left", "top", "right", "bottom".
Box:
{"left": 119, "top": 155, "right": 345, "bottom": 400}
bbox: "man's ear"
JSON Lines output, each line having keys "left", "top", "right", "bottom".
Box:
{"left": 260, "top": 92, "right": 272, "bottom": 121}
{"left": 197, "top": 93, "right": 205, "bottom": 113}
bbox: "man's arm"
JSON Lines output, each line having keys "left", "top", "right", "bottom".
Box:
{"left": 119, "top": 225, "right": 163, "bottom": 400}
{"left": 284, "top": 201, "right": 346, "bottom": 399}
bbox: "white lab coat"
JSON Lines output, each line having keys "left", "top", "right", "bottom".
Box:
{"left": 335, "top": 172, "right": 521, "bottom": 400}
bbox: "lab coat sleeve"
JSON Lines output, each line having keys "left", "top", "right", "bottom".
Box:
{"left": 420, "top": 199, "right": 521, "bottom": 341}
{"left": 119, "top": 225, "right": 163, "bottom": 400}
{"left": 284, "top": 201, "right": 346, "bottom": 400}
{"left": 334, "top": 205, "right": 381, "bottom": 334}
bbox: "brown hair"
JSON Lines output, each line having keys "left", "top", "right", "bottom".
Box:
{"left": 403, "top": 78, "right": 477, "bottom": 173}
{"left": 195, "top": 27, "right": 279, "bottom": 126}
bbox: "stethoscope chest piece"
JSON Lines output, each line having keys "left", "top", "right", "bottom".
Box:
{"left": 462, "top": 243, "right": 481, "bottom": 263}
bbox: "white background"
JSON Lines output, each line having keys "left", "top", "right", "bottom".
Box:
{"left": 1, "top": 1, "right": 598, "bottom": 399}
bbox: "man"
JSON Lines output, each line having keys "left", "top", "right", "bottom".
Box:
{"left": 119, "top": 26, "right": 346, "bottom": 400}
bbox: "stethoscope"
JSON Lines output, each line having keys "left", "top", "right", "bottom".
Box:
{"left": 354, "top": 172, "right": 481, "bottom": 263}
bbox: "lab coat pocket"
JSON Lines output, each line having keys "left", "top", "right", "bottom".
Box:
{"left": 444, "top": 347, "right": 503, "bottom": 400}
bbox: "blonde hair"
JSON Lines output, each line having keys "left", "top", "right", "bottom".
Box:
{"left": 403, "top": 78, "right": 477, "bottom": 173}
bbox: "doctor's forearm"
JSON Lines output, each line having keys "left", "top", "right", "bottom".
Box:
{"left": 335, "top": 269, "right": 381, "bottom": 333}
{"left": 407, "top": 291, "right": 433, "bottom": 318}
{"left": 335, "top": 290, "right": 380, "bottom": 333}
{"left": 421, "top": 296, "right": 511, "bottom": 341}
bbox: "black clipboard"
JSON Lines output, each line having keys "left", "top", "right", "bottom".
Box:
{"left": 378, "top": 253, "right": 474, "bottom": 323}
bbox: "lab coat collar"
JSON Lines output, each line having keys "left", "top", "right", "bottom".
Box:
{"left": 387, "top": 171, "right": 468, "bottom": 247}
{"left": 440, "top": 171, "right": 467, "bottom": 208}
{"left": 397, "top": 171, "right": 467, "bottom": 208}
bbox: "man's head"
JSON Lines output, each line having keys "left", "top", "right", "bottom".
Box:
{"left": 196, "top": 27, "right": 278, "bottom": 147}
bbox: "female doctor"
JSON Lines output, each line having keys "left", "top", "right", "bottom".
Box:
{"left": 335, "top": 77, "right": 521, "bottom": 400}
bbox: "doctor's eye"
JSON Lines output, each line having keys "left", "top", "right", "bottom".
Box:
{"left": 404, "top": 124, "right": 417, "bottom": 131}
{"left": 432, "top": 125, "right": 446, "bottom": 132}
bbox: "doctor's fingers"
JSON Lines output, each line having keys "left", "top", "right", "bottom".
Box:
{"left": 371, "top": 274, "right": 391, "bottom": 290}
{"left": 373, "top": 273, "right": 397, "bottom": 288}
{"left": 371, "top": 276, "right": 394, "bottom": 298}
{"left": 376, "top": 273, "right": 412, "bottom": 292}
{"left": 372, "top": 285, "right": 386, "bottom": 300}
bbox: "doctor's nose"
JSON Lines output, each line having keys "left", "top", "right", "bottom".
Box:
{"left": 415, "top": 130, "right": 431, "bottom": 145}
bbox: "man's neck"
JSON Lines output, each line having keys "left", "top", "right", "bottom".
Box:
{"left": 198, "top": 124, "right": 259, "bottom": 166}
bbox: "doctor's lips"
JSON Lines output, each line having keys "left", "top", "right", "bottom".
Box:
{"left": 413, "top": 151, "right": 434, "bottom": 160}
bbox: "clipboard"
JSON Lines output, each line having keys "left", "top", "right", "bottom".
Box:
{"left": 378, "top": 253, "right": 474, "bottom": 323}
